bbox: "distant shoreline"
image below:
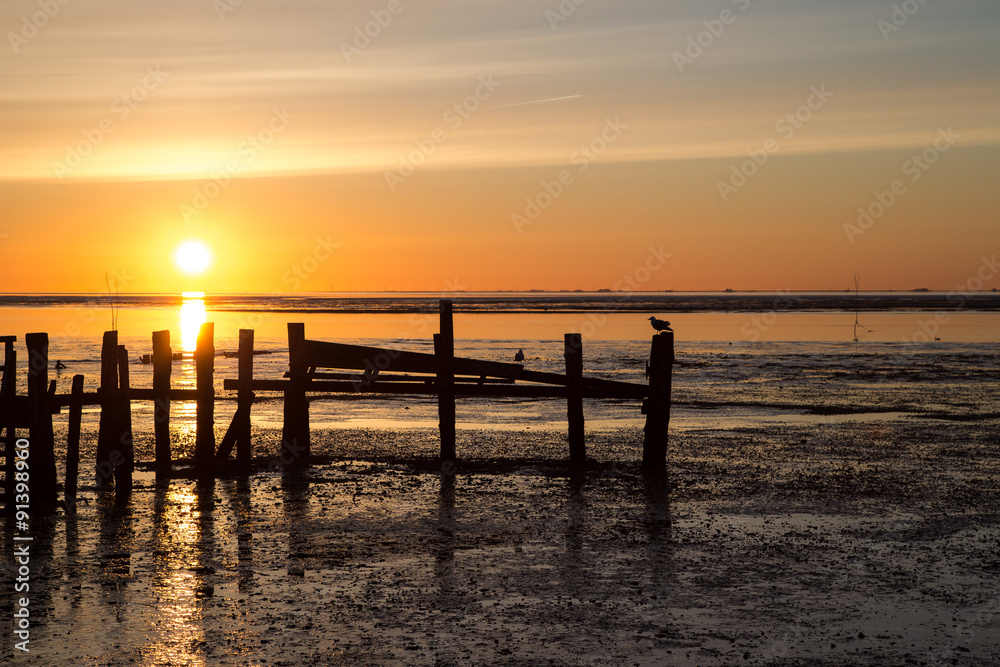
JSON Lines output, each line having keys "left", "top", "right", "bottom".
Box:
{"left": 1, "top": 292, "right": 999, "bottom": 313}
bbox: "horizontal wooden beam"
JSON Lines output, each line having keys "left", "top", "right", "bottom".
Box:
{"left": 288, "top": 370, "right": 515, "bottom": 384}
{"left": 224, "top": 377, "right": 647, "bottom": 399}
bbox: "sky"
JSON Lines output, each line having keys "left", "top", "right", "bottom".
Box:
{"left": 1, "top": 0, "right": 998, "bottom": 292}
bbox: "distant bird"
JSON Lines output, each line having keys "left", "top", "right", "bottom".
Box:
{"left": 648, "top": 316, "right": 672, "bottom": 332}
{"left": 514, "top": 349, "right": 525, "bottom": 362}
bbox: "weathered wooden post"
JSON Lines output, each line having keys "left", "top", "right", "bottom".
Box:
{"left": 96, "top": 330, "right": 119, "bottom": 486}
{"left": 152, "top": 330, "right": 172, "bottom": 475}
{"left": 642, "top": 331, "right": 674, "bottom": 469}
{"left": 65, "top": 374, "right": 84, "bottom": 503}
{"left": 435, "top": 300, "right": 456, "bottom": 464}
{"left": 282, "top": 323, "right": 309, "bottom": 467}
{"left": 195, "top": 322, "right": 215, "bottom": 476}
{"left": 1, "top": 336, "right": 16, "bottom": 508}
{"left": 25, "top": 333, "right": 58, "bottom": 511}
{"left": 216, "top": 329, "right": 255, "bottom": 469}
{"left": 115, "top": 345, "right": 134, "bottom": 494}
{"left": 236, "top": 328, "right": 254, "bottom": 467}
{"left": 564, "top": 333, "right": 585, "bottom": 466}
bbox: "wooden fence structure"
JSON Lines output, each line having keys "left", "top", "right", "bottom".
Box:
{"left": 0, "top": 301, "right": 674, "bottom": 513}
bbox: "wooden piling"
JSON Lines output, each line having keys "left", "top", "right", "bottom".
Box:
{"left": 65, "top": 374, "right": 84, "bottom": 502}
{"left": 236, "top": 328, "right": 254, "bottom": 467}
{"left": 25, "top": 333, "right": 58, "bottom": 511}
{"left": 195, "top": 322, "right": 215, "bottom": 476}
{"left": 1, "top": 337, "right": 15, "bottom": 508}
{"left": 435, "top": 300, "right": 456, "bottom": 463}
{"left": 115, "top": 345, "right": 134, "bottom": 493}
{"left": 96, "top": 330, "right": 119, "bottom": 485}
{"left": 642, "top": 331, "right": 674, "bottom": 469}
{"left": 564, "top": 333, "right": 586, "bottom": 466}
{"left": 152, "top": 330, "right": 172, "bottom": 475}
{"left": 282, "top": 323, "right": 310, "bottom": 466}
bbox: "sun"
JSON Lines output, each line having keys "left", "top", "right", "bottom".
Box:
{"left": 175, "top": 240, "right": 212, "bottom": 275}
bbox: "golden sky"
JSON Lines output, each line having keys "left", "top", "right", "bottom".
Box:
{"left": 1, "top": 0, "right": 998, "bottom": 292}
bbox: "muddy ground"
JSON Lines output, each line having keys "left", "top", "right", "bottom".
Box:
{"left": 2, "top": 418, "right": 999, "bottom": 666}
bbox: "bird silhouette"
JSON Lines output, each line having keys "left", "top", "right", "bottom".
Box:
{"left": 514, "top": 349, "right": 525, "bottom": 362}
{"left": 648, "top": 316, "right": 672, "bottom": 332}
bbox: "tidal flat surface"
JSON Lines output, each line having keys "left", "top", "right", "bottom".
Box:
{"left": 2, "top": 417, "right": 998, "bottom": 666}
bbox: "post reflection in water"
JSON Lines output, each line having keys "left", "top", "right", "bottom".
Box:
{"left": 147, "top": 484, "right": 209, "bottom": 667}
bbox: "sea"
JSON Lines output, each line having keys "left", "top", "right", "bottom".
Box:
{"left": 1, "top": 291, "right": 997, "bottom": 462}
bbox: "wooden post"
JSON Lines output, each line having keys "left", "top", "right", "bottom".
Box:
{"left": 195, "top": 322, "right": 215, "bottom": 476}
{"left": 65, "top": 374, "right": 84, "bottom": 504}
{"left": 152, "top": 330, "right": 172, "bottom": 475}
{"left": 436, "top": 300, "right": 456, "bottom": 463}
{"left": 1, "top": 337, "right": 16, "bottom": 509}
{"left": 96, "top": 330, "right": 119, "bottom": 486}
{"left": 115, "top": 345, "right": 134, "bottom": 494}
{"left": 282, "top": 323, "right": 309, "bottom": 467}
{"left": 564, "top": 333, "right": 585, "bottom": 466}
{"left": 25, "top": 333, "right": 58, "bottom": 511}
{"left": 236, "top": 328, "right": 254, "bottom": 467}
{"left": 642, "top": 331, "right": 674, "bottom": 469}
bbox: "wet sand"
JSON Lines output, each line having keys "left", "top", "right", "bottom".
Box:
{"left": 3, "top": 417, "right": 999, "bottom": 666}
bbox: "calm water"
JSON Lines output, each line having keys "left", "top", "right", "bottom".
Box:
{"left": 0, "top": 293, "right": 996, "bottom": 453}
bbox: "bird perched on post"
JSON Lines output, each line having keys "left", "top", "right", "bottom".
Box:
{"left": 648, "top": 316, "right": 672, "bottom": 332}
{"left": 514, "top": 349, "right": 525, "bottom": 362}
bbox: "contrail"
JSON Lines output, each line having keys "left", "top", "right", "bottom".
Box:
{"left": 487, "top": 94, "right": 583, "bottom": 110}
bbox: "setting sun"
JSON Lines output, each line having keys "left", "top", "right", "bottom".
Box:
{"left": 174, "top": 240, "right": 212, "bottom": 275}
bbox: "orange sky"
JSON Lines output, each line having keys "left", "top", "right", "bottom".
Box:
{"left": 1, "top": 1, "right": 998, "bottom": 292}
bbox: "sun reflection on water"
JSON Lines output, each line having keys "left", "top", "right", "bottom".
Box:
{"left": 180, "top": 292, "right": 206, "bottom": 353}
{"left": 147, "top": 485, "right": 208, "bottom": 667}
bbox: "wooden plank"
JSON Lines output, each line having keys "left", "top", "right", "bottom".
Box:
{"left": 287, "top": 371, "right": 515, "bottom": 384}
{"left": 294, "top": 338, "right": 639, "bottom": 391}
{"left": 565, "top": 333, "right": 585, "bottom": 466}
{"left": 236, "top": 329, "right": 254, "bottom": 467}
{"left": 96, "top": 330, "right": 118, "bottom": 485}
{"left": 642, "top": 332, "right": 674, "bottom": 469}
{"left": 215, "top": 400, "right": 253, "bottom": 463}
{"left": 282, "top": 323, "right": 309, "bottom": 467}
{"left": 115, "top": 345, "right": 134, "bottom": 494}
{"left": 152, "top": 330, "right": 172, "bottom": 474}
{"left": 195, "top": 322, "right": 215, "bottom": 476}
{"left": 436, "top": 300, "right": 456, "bottom": 462}
{"left": 225, "top": 377, "right": 646, "bottom": 399}
{"left": 65, "top": 374, "right": 84, "bottom": 503}
{"left": 26, "top": 333, "right": 58, "bottom": 511}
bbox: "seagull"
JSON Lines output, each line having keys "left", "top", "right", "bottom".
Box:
{"left": 648, "top": 316, "right": 672, "bottom": 332}
{"left": 514, "top": 349, "right": 525, "bottom": 362}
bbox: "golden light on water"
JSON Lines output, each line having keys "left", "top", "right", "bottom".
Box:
{"left": 180, "top": 292, "right": 206, "bottom": 353}
{"left": 146, "top": 486, "right": 207, "bottom": 667}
